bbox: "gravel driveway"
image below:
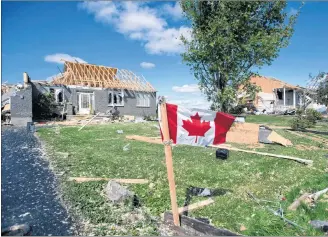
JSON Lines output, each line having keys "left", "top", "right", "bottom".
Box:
{"left": 1, "top": 126, "right": 74, "bottom": 235}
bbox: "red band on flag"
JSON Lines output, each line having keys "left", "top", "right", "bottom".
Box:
{"left": 166, "top": 103, "right": 178, "bottom": 143}
{"left": 213, "top": 112, "right": 235, "bottom": 145}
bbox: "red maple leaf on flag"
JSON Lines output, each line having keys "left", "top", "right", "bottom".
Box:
{"left": 182, "top": 112, "right": 211, "bottom": 143}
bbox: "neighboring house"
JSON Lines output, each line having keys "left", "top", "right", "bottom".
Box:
{"left": 2, "top": 61, "right": 157, "bottom": 126}
{"left": 248, "top": 76, "right": 304, "bottom": 113}
{"left": 243, "top": 76, "right": 326, "bottom": 113}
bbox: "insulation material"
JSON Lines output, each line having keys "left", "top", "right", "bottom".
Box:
{"left": 267, "top": 131, "right": 293, "bottom": 146}
{"left": 2, "top": 103, "right": 10, "bottom": 112}
{"left": 226, "top": 123, "right": 260, "bottom": 144}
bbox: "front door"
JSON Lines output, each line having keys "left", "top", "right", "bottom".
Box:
{"left": 78, "top": 93, "right": 93, "bottom": 115}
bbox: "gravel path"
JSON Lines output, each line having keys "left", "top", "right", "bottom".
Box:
{"left": 1, "top": 126, "right": 74, "bottom": 235}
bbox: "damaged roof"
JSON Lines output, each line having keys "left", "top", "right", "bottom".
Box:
{"left": 250, "top": 76, "right": 301, "bottom": 93}
{"left": 51, "top": 61, "right": 156, "bottom": 92}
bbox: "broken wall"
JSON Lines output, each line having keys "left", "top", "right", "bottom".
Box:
{"left": 67, "top": 88, "right": 157, "bottom": 117}
{"left": 10, "top": 86, "right": 33, "bottom": 126}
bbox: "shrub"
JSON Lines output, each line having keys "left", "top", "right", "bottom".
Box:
{"left": 229, "top": 104, "right": 246, "bottom": 115}
{"left": 290, "top": 109, "right": 321, "bottom": 130}
{"left": 305, "top": 108, "right": 322, "bottom": 122}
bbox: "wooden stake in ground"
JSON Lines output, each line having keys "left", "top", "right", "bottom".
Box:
{"left": 159, "top": 99, "right": 180, "bottom": 226}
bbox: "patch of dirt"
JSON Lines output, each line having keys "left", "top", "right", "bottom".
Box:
{"left": 295, "top": 144, "right": 327, "bottom": 151}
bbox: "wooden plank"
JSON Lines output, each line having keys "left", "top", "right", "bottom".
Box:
{"left": 125, "top": 135, "right": 162, "bottom": 144}
{"left": 164, "top": 212, "right": 241, "bottom": 236}
{"left": 68, "top": 177, "right": 148, "bottom": 184}
{"left": 210, "top": 145, "right": 313, "bottom": 165}
{"left": 161, "top": 199, "right": 215, "bottom": 219}
{"left": 178, "top": 199, "right": 215, "bottom": 214}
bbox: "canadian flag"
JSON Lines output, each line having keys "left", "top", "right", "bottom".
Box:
{"left": 158, "top": 103, "right": 236, "bottom": 146}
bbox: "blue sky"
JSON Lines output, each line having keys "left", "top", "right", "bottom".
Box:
{"left": 2, "top": 1, "right": 328, "bottom": 108}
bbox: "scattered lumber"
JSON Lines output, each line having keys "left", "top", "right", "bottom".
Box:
{"left": 68, "top": 177, "right": 149, "bottom": 184}
{"left": 160, "top": 199, "right": 215, "bottom": 220}
{"left": 288, "top": 187, "right": 328, "bottom": 211}
{"left": 288, "top": 193, "right": 311, "bottom": 211}
{"left": 211, "top": 145, "right": 313, "bottom": 165}
{"left": 78, "top": 112, "right": 101, "bottom": 131}
{"left": 164, "top": 212, "right": 241, "bottom": 236}
{"left": 125, "top": 135, "right": 163, "bottom": 145}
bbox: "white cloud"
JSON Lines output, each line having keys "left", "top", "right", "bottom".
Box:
{"left": 140, "top": 62, "right": 155, "bottom": 69}
{"left": 162, "top": 2, "right": 183, "bottom": 20}
{"left": 288, "top": 7, "right": 298, "bottom": 16}
{"left": 172, "top": 84, "right": 200, "bottom": 93}
{"left": 79, "top": 1, "right": 191, "bottom": 55}
{"left": 46, "top": 73, "right": 62, "bottom": 81}
{"left": 44, "top": 53, "right": 87, "bottom": 64}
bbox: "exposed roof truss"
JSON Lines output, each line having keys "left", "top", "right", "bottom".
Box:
{"left": 52, "top": 61, "right": 156, "bottom": 92}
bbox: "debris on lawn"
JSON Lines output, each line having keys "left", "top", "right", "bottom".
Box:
{"left": 1, "top": 223, "right": 32, "bottom": 236}
{"left": 211, "top": 145, "right": 313, "bottom": 165}
{"left": 126, "top": 135, "right": 162, "bottom": 145}
{"left": 163, "top": 212, "right": 240, "bottom": 236}
{"left": 117, "top": 130, "right": 124, "bottom": 134}
{"left": 309, "top": 220, "right": 328, "bottom": 233}
{"left": 239, "top": 225, "right": 247, "bottom": 232}
{"left": 183, "top": 186, "right": 231, "bottom": 216}
{"left": 178, "top": 199, "right": 215, "bottom": 216}
{"left": 78, "top": 112, "right": 101, "bottom": 131}
{"left": 288, "top": 187, "right": 328, "bottom": 211}
{"left": 105, "top": 180, "right": 134, "bottom": 203}
{"left": 68, "top": 177, "right": 149, "bottom": 184}
{"left": 286, "top": 130, "right": 328, "bottom": 145}
{"left": 56, "top": 152, "right": 69, "bottom": 158}
{"left": 226, "top": 122, "right": 259, "bottom": 144}
{"left": 123, "top": 143, "right": 130, "bottom": 151}
{"left": 247, "top": 191, "right": 304, "bottom": 230}
{"left": 216, "top": 148, "right": 229, "bottom": 160}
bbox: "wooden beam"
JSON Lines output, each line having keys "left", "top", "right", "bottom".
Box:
{"left": 68, "top": 177, "right": 149, "bottom": 184}
{"left": 164, "top": 212, "right": 241, "bottom": 236}
{"left": 210, "top": 145, "right": 313, "bottom": 165}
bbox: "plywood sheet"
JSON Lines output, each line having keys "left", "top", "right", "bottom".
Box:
{"left": 226, "top": 123, "right": 259, "bottom": 144}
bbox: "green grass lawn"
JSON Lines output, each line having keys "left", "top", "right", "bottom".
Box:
{"left": 245, "top": 115, "right": 294, "bottom": 126}
{"left": 38, "top": 122, "right": 328, "bottom": 236}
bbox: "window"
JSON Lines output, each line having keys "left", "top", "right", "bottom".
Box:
{"left": 108, "top": 89, "right": 124, "bottom": 106}
{"left": 136, "top": 92, "right": 150, "bottom": 107}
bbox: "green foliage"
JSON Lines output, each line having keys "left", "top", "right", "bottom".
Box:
{"left": 33, "top": 92, "right": 57, "bottom": 119}
{"left": 290, "top": 109, "right": 322, "bottom": 130}
{"left": 229, "top": 104, "right": 246, "bottom": 115}
{"left": 180, "top": 1, "right": 301, "bottom": 112}
{"left": 315, "top": 72, "right": 328, "bottom": 106}
{"left": 306, "top": 108, "right": 322, "bottom": 122}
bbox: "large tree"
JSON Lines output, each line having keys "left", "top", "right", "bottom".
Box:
{"left": 316, "top": 72, "right": 328, "bottom": 106}
{"left": 181, "top": 1, "right": 301, "bottom": 112}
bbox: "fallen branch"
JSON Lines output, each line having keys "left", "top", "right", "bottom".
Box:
{"left": 68, "top": 177, "right": 148, "bottom": 184}
{"left": 78, "top": 112, "right": 101, "bottom": 131}
{"left": 288, "top": 193, "right": 311, "bottom": 211}
{"left": 211, "top": 145, "right": 313, "bottom": 165}
{"left": 288, "top": 187, "right": 328, "bottom": 211}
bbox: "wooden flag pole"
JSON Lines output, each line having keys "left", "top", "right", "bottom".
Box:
{"left": 159, "top": 98, "right": 180, "bottom": 226}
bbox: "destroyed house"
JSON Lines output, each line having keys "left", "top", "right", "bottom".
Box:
{"left": 246, "top": 76, "right": 305, "bottom": 113}
{"left": 2, "top": 61, "right": 157, "bottom": 126}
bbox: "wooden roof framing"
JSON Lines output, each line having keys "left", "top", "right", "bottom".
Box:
{"left": 52, "top": 61, "right": 156, "bottom": 92}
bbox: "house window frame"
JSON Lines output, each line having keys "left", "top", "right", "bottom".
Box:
{"left": 136, "top": 92, "right": 151, "bottom": 108}
{"left": 108, "top": 89, "right": 124, "bottom": 107}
